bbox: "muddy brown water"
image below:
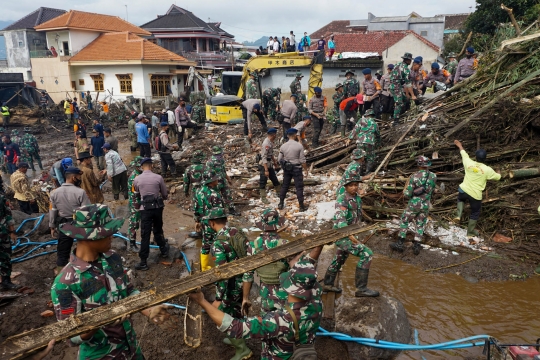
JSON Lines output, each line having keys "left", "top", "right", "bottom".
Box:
{"left": 336, "top": 254, "right": 540, "bottom": 359}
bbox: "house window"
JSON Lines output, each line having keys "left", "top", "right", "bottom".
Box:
{"left": 420, "top": 31, "right": 428, "bottom": 36}
{"left": 150, "top": 75, "right": 171, "bottom": 97}
{"left": 18, "top": 41, "right": 24, "bottom": 48}
{"left": 116, "top": 74, "right": 133, "bottom": 93}
{"left": 79, "top": 79, "right": 85, "bottom": 86}
{"left": 71, "top": 81, "right": 76, "bottom": 89}
{"left": 90, "top": 74, "right": 104, "bottom": 91}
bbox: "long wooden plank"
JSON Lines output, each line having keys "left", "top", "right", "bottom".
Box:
{"left": 0, "top": 224, "right": 379, "bottom": 360}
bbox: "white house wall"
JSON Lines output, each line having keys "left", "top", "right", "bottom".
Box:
{"left": 3, "top": 30, "right": 31, "bottom": 69}
{"left": 69, "top": 30, "right": 100, "bottom": 55}
{"left": 384, "top": 34, "right": 439, "bottom": 69}
{"left": 142, "top": 65, "right": 182, "bottom": 98}
{"left": 45, "top": 31, "right": 70, "bottom": 56}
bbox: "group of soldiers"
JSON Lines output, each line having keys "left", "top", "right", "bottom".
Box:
{"left": 1, "top": 127, "right": 43, "bottom": 175}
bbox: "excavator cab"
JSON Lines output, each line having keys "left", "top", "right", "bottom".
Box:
{"left": 205, "top": 71, "right": 244, "bottom": 124}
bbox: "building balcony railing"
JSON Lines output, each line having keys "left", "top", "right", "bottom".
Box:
{"left": 30, "top": 50, "right": 72, "bottom": 58}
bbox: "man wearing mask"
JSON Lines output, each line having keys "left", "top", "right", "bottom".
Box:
{"left": 175, "top": 95, "right": 197, "bottom": 150}
{"left": 49, "top": 166, "right": 91, "bottom": 273}
{"left": 423, "top": 63, "right": 451, "bottom": 94}
{"left": 454, "top": 47, "right": 477, "bottom": 84}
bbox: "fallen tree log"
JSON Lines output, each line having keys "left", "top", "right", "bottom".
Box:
{"left": 0, "top": 223, "right": 379, "bottom": 360}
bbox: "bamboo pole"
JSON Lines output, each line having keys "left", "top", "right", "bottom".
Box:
{"left": 501, "top": 4, "right": 522, "bottom": 36}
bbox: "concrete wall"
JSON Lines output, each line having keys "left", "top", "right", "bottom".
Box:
{"left": 3, "top": 31, "right": 30, "bottom": 69}
{"left": 383, "top": 33, "right": 439, "bottom": 68}
{"left": 368, "top": 22, "right": 408, "bottom": 31}
{"left": 409, "top": 23, "right": 444, "bottom": 49}
{"left": 31, "top": 56, "right": 72, "bottom": 102}
{"left": 69, "top": 30, "right": 100, "bottom": 55}
{"left": 0, "top": 67, "right": 32, "bottom": 81}
{"left": 45, "top": 31, "right": 70, "bottom": 56}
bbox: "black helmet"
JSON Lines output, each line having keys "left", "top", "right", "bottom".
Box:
{"left": 475, "top": 149, "right": 487, "bottom": 162}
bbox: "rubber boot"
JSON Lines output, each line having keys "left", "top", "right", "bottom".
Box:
{"left": 200, "top": 253, "right": 212, "bottom": 271}
{"left": 129, "top": 240, "right": 139, "bottom": 253}
{"left": 412, "top": 241, "right": 422, "bottom": 255}
{"left": 331, "top": 122, "right": 338, "bottom": 134}
{"left": 390, "top": 237, "right": 405, "bottom": 252}
{"left": 322, "top": 270, "right": 342, "bottom": 293}
{"left": 113, "top": 193, "right": 119, "bottom": 200}
{"left": 453, "top": 201, "right": 464, "bottom": 223}
{"left": 1, "top": 276, "right": 21, "bottom": 291}
{"left": 340, "top": 125, "right": 345, "bottom": 137}
{"left": 223, "top": 337, "right": 233, "bottom": 346}
{"left": 37, "top": 158, "right": 43, "bottom": 170}
{"left": 229, "top": 338, "right": 252, "bottom": 360}
{"left": 299, "top": 202, "right": 308, "bottom": 212}
{"left": 160, "top": 241, "right": 170, "bottom": 258}
{"left": 122, "top": 191, "right": 128, "bottom": 200}
{"left": 354, "top": 268, "right": 379, "bottom": 297}
{"left": 260, "top": 189, "right": 269, "bottom": 204}
{"left": 278, "top": 202, "right": 284, "bottom": 210}
{"left": 467, "top": 219, "right": 479, "bottom": 238}
{"left": 134, "top": 259, "right": 149, "bottom": 271}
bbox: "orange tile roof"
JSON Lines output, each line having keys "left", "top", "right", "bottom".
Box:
{"left": 34, "top": 10, "right": 151, "bottom": 35}
{"left": 70, "top": 32, "right": 188, "bottom": 62}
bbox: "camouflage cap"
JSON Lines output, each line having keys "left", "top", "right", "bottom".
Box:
{"left": 342, "top": 173, "right": 362, "bottom": 186}
{"left": 256, "top": 208, "right": 284, "bottom": 231}
{"left": 295, "top": 72, "right": 304, "bottom": 78}
{"left": 212, "top": 146, "right": 223, "bottom": 155}
{"left": 250, "top": 71, "right": 258, "bottom": 79}
{"left": 345, "top": 69, "right": 354, "bottom": 76}
{"left": 416, "top": 155, "right": 432, "bottom": 167}
{"left": 59, "top": 204, "right": 125, "bottom": 241}
{"left": 335, "top": 83, "right": 343, "bottom": 90}
{"left": 202, "top": 168, "right": 220, "bottom": 185}
{"left": 11, "top": 129, "right": 19, "bottom": 135}
{"left": 192, "top": 150, "right": 205, "bottom": 162}
{"left": 203, "top": 207, "right": 228, "bottom": 221}
{"left": 364, "top": 109, "right": 375, "bottom": 116}
{"left": 447, "top": 52, "right": 456, "bottom": 58}
{"left": 351, "top": 148, "right": 366, "bottom": 160}
{"left": 402, "top": 52, "right": 413, "bottom": 60}
{"left": 279, "top": 254, "right": 317, "bottom": 300}
{"left": 129, "top": 156, "right": 143, "bottom": 168}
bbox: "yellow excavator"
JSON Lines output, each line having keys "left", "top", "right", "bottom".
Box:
{"left": 206, "top": 52, "right": 324, "bottom": 124}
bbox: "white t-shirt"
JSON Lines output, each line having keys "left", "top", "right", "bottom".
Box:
{"left": 167, "top": 110, "right": 175, "bottom": 125}
{"left": 290, "top": 34, "right": 296, "bottom": 46}
{"left": 273, "top": 41, "right": 279, "bottom": 52}
{"left": 267, "top": 40, "right": 274, "bottom": 48}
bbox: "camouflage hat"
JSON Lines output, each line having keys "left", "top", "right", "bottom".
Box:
{"left": 256, "top": 208, "right": 285, "bottom": 231}
{"left": 203, "top": 207, "right": 228, "bottom": 221}
{"left": 416, "top": 155, "right": 432, "bottom": 167}
{"left": 342, "top": 174, "right": 361, "bottom": 186}
{"left": 335, "top": 83, "right": 343, "bottom": 90}
{"left": 192, "top": 150, "right": 205, "bottom": 162}
{"left": 11, "top": 129, "right": 19, "bottom": 135}
{"left": 59, "top": 204, "right": 125, "bottom": 241}
{"left": 401, "top": 52, "right": 413, "bottom": 60}
{"left": 447, "top": 52, "right": 456, "bottom": 58}
{"left": 129, "top": 156, "right": 143, "bottom": 168}
{"left": 364, "top": 109, "right": 375, "bottom": 117}
{"left": 295, "top": 72, "right": 304, "bottom": 78}
{"left": 279, "top": 254, "right": 317, "bottom": 300}
{"left": 345, "top": 69, "right": 354, "bottom": 76}
{"left": 351, "top": 148, "right": 366, "bottom": 160}
{"left": 250, "top": 71, "right": 258, "bottom": 79}
{"left": 202, "top": 169, "right": 220, "bottom": 185}
{"left": 212, "top": 146, "right": 223, "bottom": 155}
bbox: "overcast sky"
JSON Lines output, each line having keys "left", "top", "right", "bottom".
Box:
{"left": 4, "top": 1, "right": 476, "bottom": 42}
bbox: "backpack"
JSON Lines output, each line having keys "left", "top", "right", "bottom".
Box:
{"left": 216, "top": 228, "right": 249, "bottom": 259}
{"left": 285, "top": 304, "right": 318, "bottom": 360}
{"left": 155, "top": 134, "right": 163, "bottom": 152}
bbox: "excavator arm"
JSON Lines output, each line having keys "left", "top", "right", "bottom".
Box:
{"left": 237, "top": 52, "right": 323, "bottom": 100}
{"left": 186, "top": 66, "right": 211, "bottom": 99}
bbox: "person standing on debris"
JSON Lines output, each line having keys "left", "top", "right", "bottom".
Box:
{"left": 242, "top": 99, "right": 268, "bottom": 138}
{"left": 259, "top": 128, "right": 281, "bottom": 204}
{"left": 63, "top": 98, "right": 72, "bottom": 124}
{"left": 101, "top": 143, "right": 128, "bottom": 200}
{"left": 380, "top": 64, "right": 395, "bottom": 121}
{"left": 189, "top": 246, "right": 323, "bottom": 360}
{"left": 445, "top": 53, "right": 458, "bottom": 85}
{"left": 308, "top": 87, "right": 328, "bottom": 148}
{"left": 85, "top": 91, "right": 92, "bottom": 111}
{"left": 423, "top": 63, "right": 451, "bottom": 94}
{"left": 2, "top": 135, "right": 20, "bottom": 174}
{"left": 338, "top": 95, "right": 362, "bottom": 136}
{"left": 20, "top": 129, "right": 43, "bottom": 172}
{"left": 1, "top": 103, "right": 9, "bottom": 129}
{"left": 39, "top": 91, "right": 49, "bottom": 113}
{"left": 166, "top": 107, "right": 177, "bottom": 141}
{"left": 346, "top": 108, "right": 380, "bottom": 174}
{"left": 100, "top": 101, "right": 110, "bottom": 121}
{"left": 74, "top": 117, "right": 87, "bottom": 138}
{"left": 194, "top": 169, "right": 225, "bottom": 271}
{"left": 128, "top": 113, "right": 138, "bottom": 152}
{"left": 184, "top": 150, "right": 206, "bottom": 212}
{"left": 278, "top": 128, "right": 308, "bottom": 211}
{"left": 132, "top": 158, "right": 170, "bottom": 271}
{"left": 390, "top": 156, "right": 437, "bottom": 255}
{"left": 453, "top": 140, "right": 501, "bottom": 238}
{"left": 343, "top": 69, "right": 360, "bottom": 98}
{"left": 262, "top": 87, "right": 281, "bottom": 121}
{"left": 175, "top": 95, "right": 198, "bottom": 150}
{"left": 77, "top": 152, "right": 104, "bottom": 204}
{"left": 127, "top": 156, "right": 143, "bottom": 253}
{"left": 104, "top": 128, "right": 118, "bottom": 152}
{"left": 290, "top": 72, "right": 303, "bottom": 99}
{"left": 191, "top": 100, "right": 206, "bottom": 125}
{"left": 246, "top": 72, "right": 259, "bottom": 100}
{"left": 49, "top": 157, "right": 72, "bottom": 187}
{"left": 293, "top": 116, "right": 312, "bottom": 149}
{"left": 0, "top": 192, "right": 22, "bottom": 290}
{"left": 331, "top": 83, "right": 345, "bottom": 134}
{"left": 409, "top": 56, "right": 424, "bottom": 97}
{"left": 10, "top": 129, "right": 21, "bottom": 148}
{"left": 135, "top": 114, "right": 151, "bottom": 157}
{"left": 74, "top": 131, "right": 89, "bottom": 160}
{"left": 389, "top": 52, "right": 417, "bottom": 126}
{"left": 51, "top": 204, "right": 173, "bottom": 359}
{"left": 10, "top": 162, "right": 38, "bottom": 214}
{"left": 322, "top": 174, "right": 379, "bottom": 297}
{"left": 206, "top": 207, "right": 254, "bottom": 360}
{"left": 89, "top": 129, "right": 105, "bottom": 171}
{"left": 335, "top": 149, "right": 369, "bottom": 196}
{"left": 278, "top": 94, "right": 298, "bottom": 141}
{"left": 243, "top": 209, "right": 289, "bottom": 316}
{"left": 151, "top": 111, "right": 159, "bottom": 139}
{"left": 454, "top": 47, "right": 477, "bottom": 84}
{"left": 360, "top": 68, "right": 382, "bottom": 118}
{"left": 49, "top": 166, "right": 91, "bottom": 270}
{"left": 157, "top": 122, "right": 178, "bottom": 177}
{"left": 93, "top": 118, "right": 105, "bottom": 138}
{"left": 207, "top": 146, "right": 239, "bottom": 216}
{"left": 72, "top": 97, "right": 80, "bottom": 122}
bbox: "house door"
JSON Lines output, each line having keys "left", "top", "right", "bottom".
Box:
{"left": 62, "top": 41, "right": 69, "bottom": 55}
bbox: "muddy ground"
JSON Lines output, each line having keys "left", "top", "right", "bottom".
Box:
{"left": 0, "top": 114, "right": 536, "bottom": 359}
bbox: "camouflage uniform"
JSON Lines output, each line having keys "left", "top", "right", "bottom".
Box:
{"left": 0, "top": 195, "right": 15, "bottom": 278}
{"left": 262, "top": 88, "right": 281, "bottom": 120}
{"left": 343, "top": 72, "right": 360, "bottom": 97}
{"left": 446, "top": 59, "right": 458, "bottom": 79}
{"left": 389, "top": 60, "right": 412, "bottom": 120}
{"left": 331, "top": 88, "right": 346, "bottom": 131}
{"left": 183, "top": 150, "right": 206, "bottom": 210}
{"left": 206, "top": 147, "right": 235, "bottom": 212}
{"left": 290, "top": 75, "right": 303, "bottom": 124}
{"left": 398, "top": 169, "right": 437, "bottom": 241}
{"left": 246, "top": 76, "right": 259, "bottom": 100}
{"left": 348, "top": 114, "right": 380, "bottom": 170}
{"left": 336, "top": 150, "right": 366, "bottom": 196}
{"left": 20, "top": 132, "right": 43, "bottom": 171}
{"left": 191, "top": 101, "right": 206, "bottom": 125}
{"left": 295, "top": 94, "right": 309, "bottom": 124}
{"left": 327, "top": 191, "right": 373, "bottom": 273}
{"left": 127, "top": 159, "right": 142, "bottom": 245}
{"left": 10, "top": 129, "right": 21, "bottom": 147}
{"left": 220, "top": 254, "right": 322, "bottom": 360}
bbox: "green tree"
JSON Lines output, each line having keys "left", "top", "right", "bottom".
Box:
{"left": 466, "top": 0, "right": 540, "bottom": 34}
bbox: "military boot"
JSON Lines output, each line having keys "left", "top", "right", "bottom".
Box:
{"left": 122, "top": 191, "right": 129, "bottom": 200}
{"left": 390, "top": 237, "right": 406, "bottom": 252}
{"left": 113, "top": 193, "right": 119, "bottom": 200}
{"left": 340, "top": 125, "right": 346, "bottom": 137}
{"left": 299, "top": 202, "right": 308, "bottom": 212}
{"left": 160, "top": 241, "right": 170, "bottom": 258}
{"left": 453, "top": 201, "right": 464, "bottom": 223}
{"left": 229, "top": 338, "right": 252, "bottom": 360}
{"left": 278, "top": 202, "right": 284, "bottom": 210}
{"left": 260, "top": 189, "right": 269, "bottom": 204}
{"left": 412, "top": 241, "right": 422, "bottom": 255}
{"left": 322, "top": 270, "right": 342, "bottom": 293}
{"left": 354, "top": 268, "right": 379, "bottom": 297}
{"left": 129, "top": 240, "right": 139, "bottom": 253}
{"left": 134, "top": 260, "right": 149, "bottom": 271}
{"left": 467, "top": 219, "right": 479, "bottom": 238}
{"left": 1, "top": 276, "right": 21, "bottom": 291}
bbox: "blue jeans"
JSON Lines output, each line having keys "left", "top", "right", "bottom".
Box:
{"left": 7, "top": 162, "right": 17, "bottom": 174}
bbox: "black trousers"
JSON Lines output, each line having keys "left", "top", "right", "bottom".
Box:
{"left": 311, "top": 115, "right": 324, "bottom": 147}
{"left": 242, "top": 107, "right": 267, "bottom": 135}
{"left": 56, "top": 219, "right": 74, "bottom": 266}
{"left": 363, "top": 97, "right": 381, "bottom": 118}
{"left": 139, "top": 208, "right": 167, "bottom": 260}
{"left": 458, "top": 190, "right": 482, "bottom": 220}
{"left": 18, "top": 200, "right": 38, "bottom": 215}
{"left": 112, "top": 171, "right": 128, "bottom": 196}
{"left": 279, "top": 166, "right": 304, "bottom": 203}
{"left": 282, "top": 121, "right": 291, "bottom": 142}
{"left": 380, "top": 94, "right": 394, "bottom": 114}
{"left": 159, "top": 152, "right": 176, "bottom": 175}
{"left": 138, "top": 143, "right": 151, "bottom": 157}
{"left": 259, "top": 164, "right": 280, "bottom": 189}
{"left": 177, "top": 121, "right": 198, "bottom": 147}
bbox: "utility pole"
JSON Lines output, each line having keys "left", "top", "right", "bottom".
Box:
{"left": 125, "top": 5, "right": 128, "bottom": 21}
